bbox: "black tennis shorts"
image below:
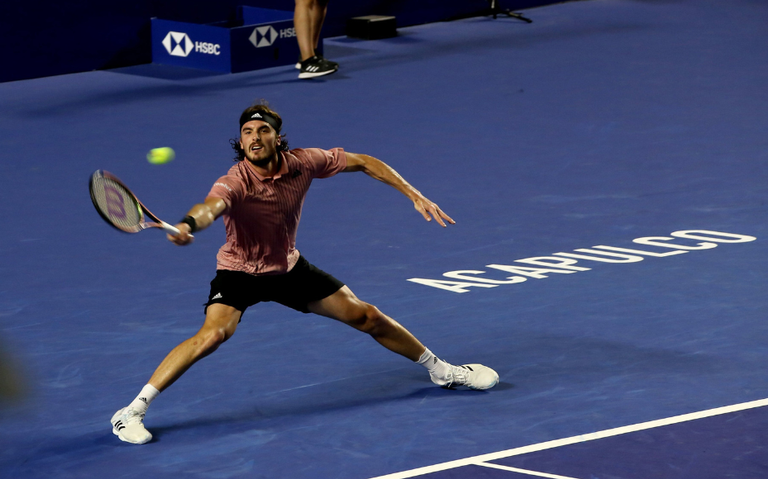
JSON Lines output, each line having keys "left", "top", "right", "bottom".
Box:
{"left": 204, "top": 256, "right": 345, "bottom": 314}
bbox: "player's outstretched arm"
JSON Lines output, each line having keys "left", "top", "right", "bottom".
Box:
{"left": 167, "top": 196, "right": 227, "bottom": 245}
{"left": 344, "top": 152, "right": 455, "bottom": 227}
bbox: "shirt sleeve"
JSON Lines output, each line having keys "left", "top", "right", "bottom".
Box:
{"left": 207, "top": 174, "right": 243, "bottom": 210}
{"left": 301, "top": 147, "right": 347, "bottom": 179}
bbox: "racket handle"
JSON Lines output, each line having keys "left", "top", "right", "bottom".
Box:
{"left": 161, "top": 222, "right": 181, "bottom": 235}
{"left": 160, "top": 222, "right": 194, "bottom": 239}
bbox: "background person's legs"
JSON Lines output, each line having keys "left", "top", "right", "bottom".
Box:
{"left": 295, "top": 0, "right": 329, "bottom": 61}
{"left": 294, "top": 0, "right": 337, "bottom": 78}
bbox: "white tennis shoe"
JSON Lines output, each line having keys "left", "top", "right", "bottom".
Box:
{"left": 431, "top": 363, "right": 499, "bottom": 390}
{"left": 111, "top": 407, "right": 152, "bottom": 444}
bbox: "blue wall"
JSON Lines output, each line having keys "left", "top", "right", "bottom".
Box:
{"left": 1, "top": 0, "right": 558, "bottom": 83}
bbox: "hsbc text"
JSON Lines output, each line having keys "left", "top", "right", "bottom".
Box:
{"left": 195, "top": 42, "right": 221, "bottom": 55}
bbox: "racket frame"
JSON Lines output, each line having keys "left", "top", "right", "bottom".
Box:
{"left": 89, "top": 170, "right": 181, "bottom": 235}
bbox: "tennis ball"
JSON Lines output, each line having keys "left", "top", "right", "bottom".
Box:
{"left": 147, "top": 147, "right": 175, "bottom": 164}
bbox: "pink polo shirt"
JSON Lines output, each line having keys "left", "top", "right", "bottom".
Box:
{"left": 207, "top": 148, "right": 347, "bottom": 275}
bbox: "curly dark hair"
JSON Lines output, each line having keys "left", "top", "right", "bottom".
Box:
{"left": 230, "top": 101, "right": 289, "bottom": 162}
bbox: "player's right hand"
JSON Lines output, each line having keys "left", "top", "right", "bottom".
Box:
{"left": 168, "top": 224, "right": 194, "bottom": 245}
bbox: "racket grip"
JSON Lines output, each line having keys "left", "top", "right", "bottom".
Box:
{"left": 161, "top": 222, "right": 181, "bottom": 235}
{"left": 161, "top": 222, "right": 194, "bottom": 239}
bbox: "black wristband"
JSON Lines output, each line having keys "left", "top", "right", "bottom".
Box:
{"left": 180, "top": 215, "right": 198, "bottom": 233}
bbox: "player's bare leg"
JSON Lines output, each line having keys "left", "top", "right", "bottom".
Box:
{"left": 149, "top": 304, "right": 242, "bottom": 391}
{"left": 309, "top": 286, "right": 425, "bottom": 360}
{"left": 111, "top": 304, "right": 241, "bottom": 444}
{"left": 308, "top": 286, "right": 499, "bottom": 390}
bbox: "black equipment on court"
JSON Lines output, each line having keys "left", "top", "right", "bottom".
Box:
{"left": 481, "top": 0, "right": 533, "bottom": 22}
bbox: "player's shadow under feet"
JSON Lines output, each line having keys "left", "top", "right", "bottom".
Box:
{"left": 150, "top": 373, "right": 513, "bottom": 441}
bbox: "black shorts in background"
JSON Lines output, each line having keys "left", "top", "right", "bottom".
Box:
{"left": 204, "top": 256, "right": 345, "bottom": 314}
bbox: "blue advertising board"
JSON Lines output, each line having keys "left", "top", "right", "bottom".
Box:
{"left": 151, "top": 7, "right": 313, "bottom": 74}
{"left": 231, "top": 20, "right": 303, "bottom": 73}
{"left": 151, "top": 19, "right": 232, "bottom": 72}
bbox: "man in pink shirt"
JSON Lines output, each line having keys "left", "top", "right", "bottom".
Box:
{"left": 110, "top": 102, "right": 499, "bottom": 445}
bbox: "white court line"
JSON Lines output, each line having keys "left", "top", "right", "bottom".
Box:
{"left": 477, "top": 462, "right": 580, "bottom": 479}
{"left": 369, "top": 397, "right": 768, "bottom": 479}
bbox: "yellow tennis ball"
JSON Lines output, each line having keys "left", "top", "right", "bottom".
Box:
{"left": 147, "top": 147, "right": 175, "bottom": 164}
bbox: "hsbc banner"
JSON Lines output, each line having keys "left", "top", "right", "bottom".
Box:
{"left": 152, "top": 19, "right": 231, "bottom": 72}
{"left": 151, "top": 17, "right": 304, "bottom": 74}
{"left": 230, "top": 19, "right": 302, "bottom": 73}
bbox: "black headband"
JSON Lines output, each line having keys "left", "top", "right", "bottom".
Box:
{"left": 239, "top": 111, "right": 281, "bottom": 132}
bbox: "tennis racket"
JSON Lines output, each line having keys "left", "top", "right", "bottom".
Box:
{"left": 89, "top": 170, "right": 182, "bottom": 235}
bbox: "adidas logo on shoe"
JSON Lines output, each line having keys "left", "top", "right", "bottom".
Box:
{"left": 298, "top": 55, "right": 338, "bottom": 79}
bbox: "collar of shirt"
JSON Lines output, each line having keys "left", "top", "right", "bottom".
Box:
{"left": 247, "top": 151, "right": 290, "bottom": 182}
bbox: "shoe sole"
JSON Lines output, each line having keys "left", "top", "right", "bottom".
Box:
{"left": 467, "top": 374, "right": 499, "bottom": 390}
{"left": 298, "top": 68, "right": 338, "bottom": 79}
{"left": 440, "top": 381, "right": 499, "bottom": 390}
{"left": 111, "top": 425, "right": 152, "bottom": 444}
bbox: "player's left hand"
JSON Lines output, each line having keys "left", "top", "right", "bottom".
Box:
{"left": 413, "top": 196, "right": 455, "bottom": 227}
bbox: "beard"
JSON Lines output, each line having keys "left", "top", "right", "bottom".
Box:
{"left": 247, "top": 155, "right": 272, "bottom": 168}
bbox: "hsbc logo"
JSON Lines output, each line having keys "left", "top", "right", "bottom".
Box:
{"left": 162, "top": 32, "right": 193, "bottom": 57}
{"left": 250, "top": 26, "right": 277, "bottom": 48}
{"left": 249, "top": 26, "right": 296, "bottom": 48}
{"left": 162, "top": 31, "right": 221, "bottom": 57}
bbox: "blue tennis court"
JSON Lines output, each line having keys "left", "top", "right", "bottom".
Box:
{"left": 1, "top": 0, "right": 767, "bottom": 478}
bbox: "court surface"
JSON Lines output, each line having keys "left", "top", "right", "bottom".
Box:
{"left": 1, "top": 0, "right": 766, "bottom": 478}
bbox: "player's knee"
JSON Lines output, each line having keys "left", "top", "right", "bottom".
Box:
{"left": 195, "top": 328, "right": 228, "bottom": 357}
{"left": 355, "top": 303, "right": 386, "bottom": 335}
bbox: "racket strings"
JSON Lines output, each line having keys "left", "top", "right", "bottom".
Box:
{"left": 91, "top": 175, "right": 143, "bottom": 232}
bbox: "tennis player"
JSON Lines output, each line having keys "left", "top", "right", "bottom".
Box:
{"left": 110, "top": 102, "right": 499, "bottom": 444}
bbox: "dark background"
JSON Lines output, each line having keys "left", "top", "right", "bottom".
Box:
{"left": 0, "top": 0, "right": 558, "bottom": 83}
